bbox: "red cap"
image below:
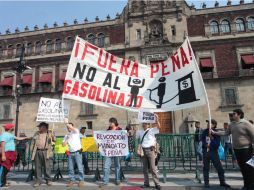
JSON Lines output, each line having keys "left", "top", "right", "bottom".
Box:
{"left": 3, "top": 123, "right": 15, "bottom": 131}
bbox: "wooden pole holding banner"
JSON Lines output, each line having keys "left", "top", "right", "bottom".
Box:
{"left": 186, "top": 37, "right": 212, "bottom": 129}
{"left": 187, "top": 37, "right": 211, "bottom": 184}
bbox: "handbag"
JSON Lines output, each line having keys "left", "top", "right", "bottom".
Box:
{"left": 136, "top": 129, "right": 150, "bottom": 157}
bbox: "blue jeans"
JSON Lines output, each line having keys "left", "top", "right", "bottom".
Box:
{"left": 68, "top": 151, "right": 84, "bottom": 182}
{"left": 195, "top": 141, "right": 203, "bottom": 161}
{"left": 224, "top": 143, "right": 236, "bottom": 161}
{"left": 103, "top": 156, "right": 120, "bottom": 184}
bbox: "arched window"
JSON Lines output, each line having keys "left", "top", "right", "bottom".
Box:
{"left": 97, "top": 33, "right": 105, "bottom": 47}
{"left": 7, "top": 45, "right": 13, "bottom": 56}
{"left": 46, "top": 40, "right": 53, "bottom": 52}
{"left": 210, "top": 21, "right": 219, "bottom": 34}
{"left": 16, "top": 44, "right": 22, "bottom": 57}
{"left": 88, "top": 34, "right": 96, "bottom": 45}
{"left": 35, "top": 41, "right": 42, "bottom": 54}
{"left": 26, "top": 42, "right": 32, "bottom": 55}
{"left": 66, "top": 37, "right": 74, "bottom": 50}
{"left": 55, "top": 39, "right": 61, "bottom": 51}
{"left": 236, "top": 18, "right": 245, "bottom": 32}
{"left": 247, "top": 17, "right": 254, "bottom": 30}
{"left": 221, "top": 20, "right": 231, "bottom": 33}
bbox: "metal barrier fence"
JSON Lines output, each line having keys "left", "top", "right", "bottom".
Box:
{"left": 13, "top": 134, "right": 238, "bottom": 181}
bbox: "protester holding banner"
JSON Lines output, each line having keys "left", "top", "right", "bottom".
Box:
{"left": 212, "top": 109, "right": 254, "bottom": 190}
{"left": 99, "top": 117, "right": 122, "bottom": 187}
{"left": 0, "top": 124, "right": 29, "bottom": 187}
{"left": 202, "top": 119, "right": 230, "bottom": 188}
{"left": 136, "top": 114, "right": 161, "bottom": 190}
{"left": 79, "top": 126, "right": 91, "bottom": 175}
{"left": 31, "top": 122, "right": 55, "bottom": 187}
{"left": 62, "top": 119, "right": 84, "bottom": 187}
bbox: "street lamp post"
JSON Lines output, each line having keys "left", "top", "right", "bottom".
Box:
{"left": 14, "top": 44, "right": 30, "bottom": 136}
{"left": 15, "top": 85, "right": 21, "bottom": 136}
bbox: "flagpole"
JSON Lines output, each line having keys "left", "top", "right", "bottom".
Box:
{"left": 186, "top": 37, "right": 212, "bottom": 130}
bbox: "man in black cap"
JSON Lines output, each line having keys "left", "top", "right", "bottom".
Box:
{"left": 31, "top": 122, "right": 56, "bottom": 187}
{"left": 201, "top": 119, "right": 230, "bottom": 188}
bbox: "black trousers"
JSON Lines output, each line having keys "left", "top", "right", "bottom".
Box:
{"left": 15, "top": 148, "right": 27, "bottom": 166}
{"left": 203, "top": 150, "right": 225, "bottom": 184}
{"left": 234, "top": 147, "right": 254, "bottom": 189}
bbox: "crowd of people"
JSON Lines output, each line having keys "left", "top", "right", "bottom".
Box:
{"left": 0, "top": 108, "right": 253, "bottom": 189}
{"left": 194, "top": 109, "right": 254, "bottom": 190}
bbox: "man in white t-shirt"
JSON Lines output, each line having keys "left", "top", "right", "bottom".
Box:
{"left": 62, "top": 119, "right": 84, "bottom": 187}
{"left": 136, "top": 115, "right": 161, "bottom": 190}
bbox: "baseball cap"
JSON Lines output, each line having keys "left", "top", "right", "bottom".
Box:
{"left": 37, "top": 122, "right": 49, "bottom": 128}
{"left": 3, "top": 123, "right": 15, "bottom": 131}
{"left": 206, "top": 119, "right": 217, "bottom": 125}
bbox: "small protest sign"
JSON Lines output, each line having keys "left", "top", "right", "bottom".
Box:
{"left": 81, "top": 137, "right": 98, "bottom": 152}
{"left": 36, "top": 98, "right": 70, "bottom": 123}
{"left": 54, "top": 137, "right": 69, "bottom": 154}
{"left": 93, "top": 130, "right": 129, "bottom": 157}
{"left": 246, "top": 156, "right": 254, "bottom": 168}
{"left": 138, "top": 110, "right": 155, "bottom": 123}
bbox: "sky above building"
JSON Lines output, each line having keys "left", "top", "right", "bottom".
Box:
{"left": 0, "top": 0, "right": 253, "bottom": 34}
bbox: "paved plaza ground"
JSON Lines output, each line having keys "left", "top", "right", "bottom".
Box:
{"left": 5, "top": 170, "right": 243, "bottom": 190}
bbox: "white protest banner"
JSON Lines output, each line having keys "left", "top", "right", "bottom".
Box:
{"left": 36, "top": 97, "right": 70, "bottom": 122}
{"left": 93, "top": 130, "right": 128, "bottom": 157}
{"left": 138, "top": 110, "right": 155, "bottom": 123}
{"left": 62, "top": 36, "right": 207, "bottom": 112}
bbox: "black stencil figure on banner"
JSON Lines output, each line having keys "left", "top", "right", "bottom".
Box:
{"left": 175, "top": 71, "right": 199, "bottom": 105}
{"left": 148, "top": 72, "right": 199, "bottom": 108}
{"left": 147, "top": 77, "right": 166, "bottom": 108}
{"left": 128, "top": 77, "right": 145, "bottom": 107}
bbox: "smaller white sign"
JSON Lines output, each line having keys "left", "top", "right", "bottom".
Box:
{"left": 246, "top": 157, "right": 254, "bottom": 168}
{"left": 138, "top": 111, "right": 156, "bottom": 123}
{"left": 36, "top": 98, "right": 70, "bottom": 123}
{"left": 93, "top": 130, "right": 129, "bottom": 157}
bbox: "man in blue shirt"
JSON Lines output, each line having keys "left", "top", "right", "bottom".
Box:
{"left": 202, "top": 119, "right": 230, "bottom": 188}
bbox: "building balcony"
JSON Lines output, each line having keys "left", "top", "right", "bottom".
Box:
{"left": 239, "top": 69, "right": 254, "bottom": 77}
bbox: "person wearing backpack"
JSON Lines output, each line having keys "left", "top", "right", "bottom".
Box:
{"left": 136, "top": 114, "right": 161, "bottom": 190}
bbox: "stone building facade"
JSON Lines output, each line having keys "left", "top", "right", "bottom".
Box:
{"left": 0, "top": 0, "right": 254, "bottom": 136}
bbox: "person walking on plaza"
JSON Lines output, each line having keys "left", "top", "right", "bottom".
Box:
{"left": 213, "top": 109, "right": 254, "bottom": 190}
{"left": 202, "top": 119, "right": 230, "bottom": 188}
{"left": 194, "top": 121, "right": 203, "bottom": 162}
{"left": 14, "top": 132, "right": 28, "bottom": 167}
{"left": 99, "top": 117, "right": 122, "bottom": 187}
{"left": 137, "top": 114, "right": 161, "bottom": 190}
{"left": 62, "top": 119, "right": 84, "bottom": 187}
{"left": 223, "top": 122, "right": 236, "bottom": 165}
{"left": 0, "top": 124, "right": 28, "bottom": 187}
{"left": 79, "top": 126, "right": 91, "bottom": 175}
{"left": 31, "top": 122, "right": 55, "bottom": 187}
